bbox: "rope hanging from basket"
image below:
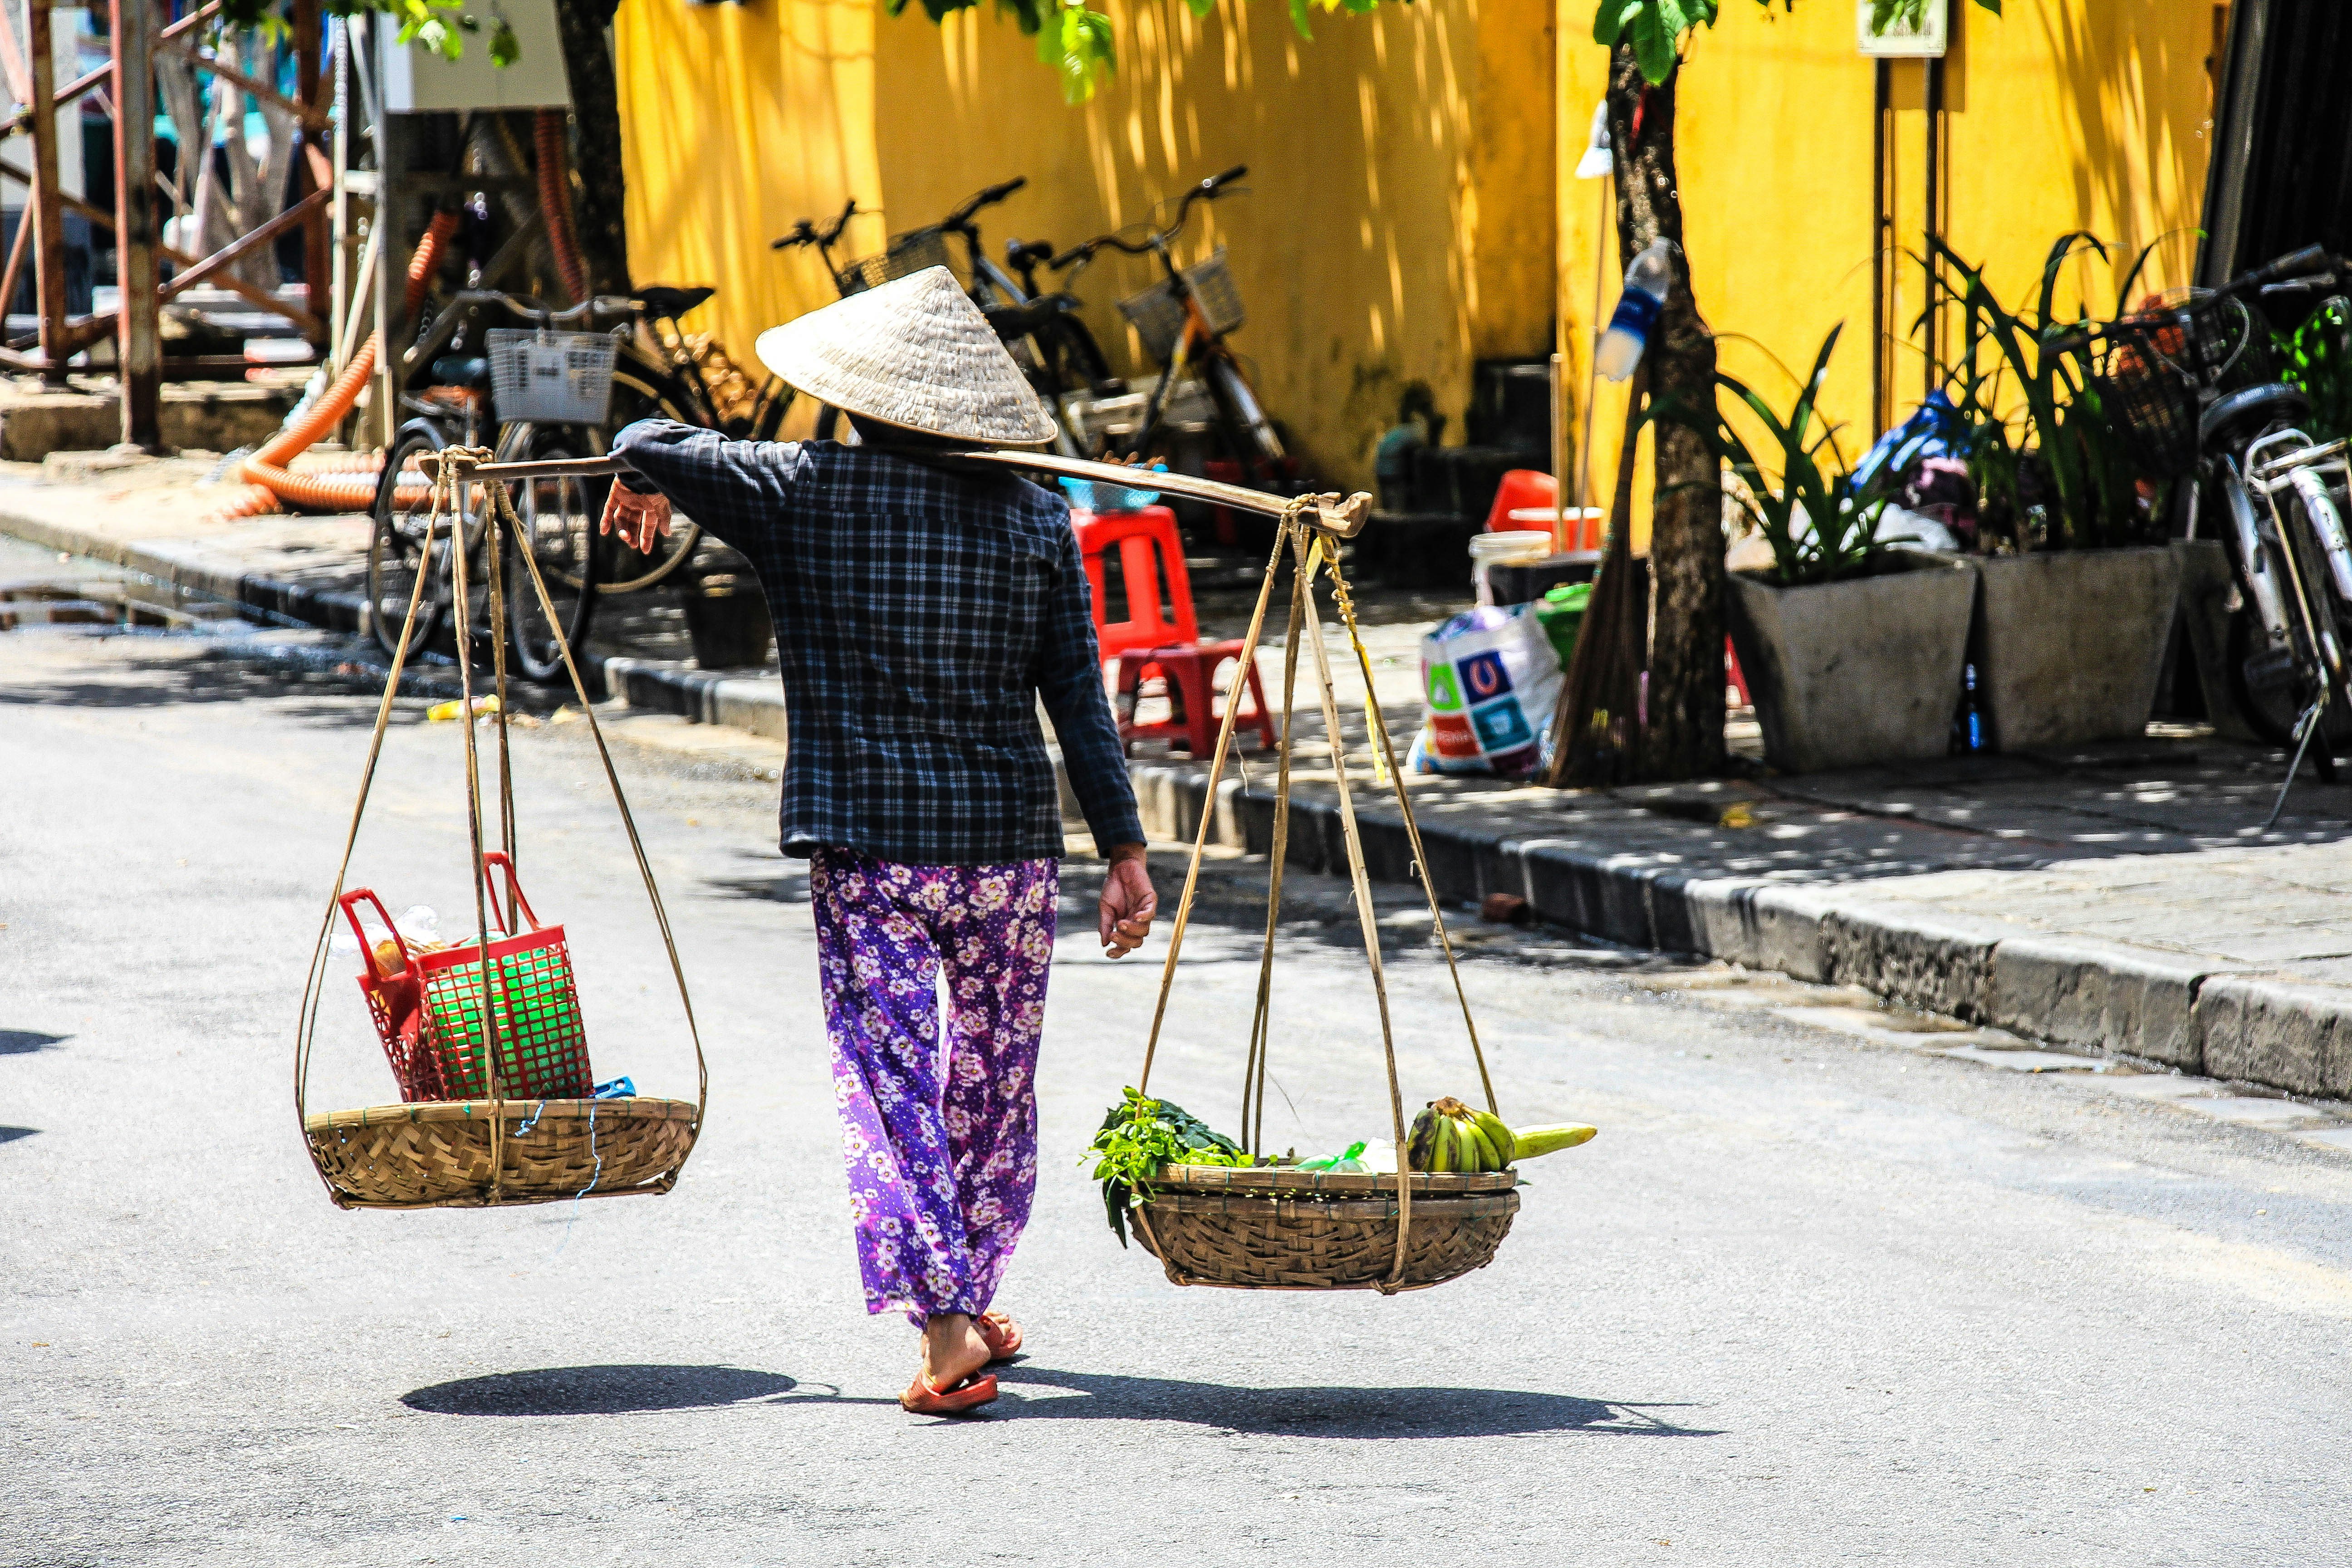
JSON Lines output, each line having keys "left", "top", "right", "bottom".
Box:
{"left": 293, "top": 447, "right": 710, "bottom": 1206}
{"left": 1135, "top": 496, "right": 1500, "bottom": 1292}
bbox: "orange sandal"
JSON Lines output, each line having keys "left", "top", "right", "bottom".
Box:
{"left": 976, "top": 1311, "right": 1024, "bottom": 1362}
{"left": 900, "top": 1370, "right": 999, "bottom": 1415}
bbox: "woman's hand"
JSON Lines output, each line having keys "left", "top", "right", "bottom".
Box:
{"left": 599, "top": 478, "right": 673, "bottom": 553}
{"left": 1098, "top": 843, "right": 1157, "bottom": 959}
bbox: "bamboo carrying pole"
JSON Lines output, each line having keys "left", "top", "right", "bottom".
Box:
{"left": 456, "top": 450, "right": 1376, "bottom": 535}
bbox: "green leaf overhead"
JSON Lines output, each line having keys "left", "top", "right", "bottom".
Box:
{"left": 1593, "top": 0, "right": 1645, "bottom": 45}
{"left": 1629, "top": 2, "right": 1676, "bottom": 82}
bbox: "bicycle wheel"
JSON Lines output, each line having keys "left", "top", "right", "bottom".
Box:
{"left": 367, "top": 423, "right": 466, "bottom": 660}
{"left": 1203, "top": 349, "right": 1286, "bottom": 466}
{"left": 600, "top": 370, "right": 704, "bottom": 593}
{"left": 2272, "top": 486, "right": 2352, "bottom": 778}
{"left": 750, "top": 377, "right": 797, "bottom": 441}
{"left": 1031, "top": 314, "right": 1115, "bottom": 394}
{"left": 501, "top": 422, "right": 603, "bottom": 682}
{"left": 2226, "top": 605, "right": 2310, "bottom": 745}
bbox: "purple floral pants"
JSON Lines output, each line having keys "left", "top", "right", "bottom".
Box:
{"left": 809, "top": 847, "right": 1059, "bottom": 1325}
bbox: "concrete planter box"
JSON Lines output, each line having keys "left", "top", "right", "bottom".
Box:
{"left": 1724, "top": 553, "right": 1975, "bottom": 774}
{"left": 1974, "top": 546, "right": 2181, "bottom": 750}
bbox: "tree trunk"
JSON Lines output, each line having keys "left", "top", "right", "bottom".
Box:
{"left": 554, "top": 0, "right": 631, "bottom": 296}
{"left": 1607, "top": 43, "right": 1724, "bottom": 781}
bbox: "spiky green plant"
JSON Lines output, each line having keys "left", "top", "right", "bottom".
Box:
{"left": 1663, "top": 323, "right": 1900, "bottom": 585}
{"left": 1926, "top": 234, "right": 2156, "bottom": 552}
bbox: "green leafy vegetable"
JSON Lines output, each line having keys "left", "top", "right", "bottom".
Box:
{"left": 1083, "top": 1087, "right": 1250, "bottom": 1247}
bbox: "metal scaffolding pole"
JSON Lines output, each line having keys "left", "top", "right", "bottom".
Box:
{"left": 26, "top": 0, "right": 67, "bottom": 385}
{"left": 112, "top": 0, "right": 160, "bottom": 446}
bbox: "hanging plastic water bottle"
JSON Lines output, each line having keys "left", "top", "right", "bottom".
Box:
{"left": 1595, "top": 240, "right": 1676, "bottom": 382}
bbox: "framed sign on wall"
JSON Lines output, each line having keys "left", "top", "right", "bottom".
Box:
{"left": 1858, "top": 0, "right": 1949, "bottom": 58}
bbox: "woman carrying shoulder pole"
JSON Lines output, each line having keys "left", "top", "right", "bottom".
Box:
{"left": 597, "top": 269, "right": 1157, "bottom": 1415}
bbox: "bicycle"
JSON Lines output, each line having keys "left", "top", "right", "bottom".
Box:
{"left": 1044, "top": 166, "right": 1288, "bottom": 482}
{"left": 368, "top": 291, "right": 639, "bottom": 679}
{"left": 773, "top": 181, "right": 1115, "bottom": 451}
{"left": 387, "top": 272, "right": 806, "bottom": 643}
{"left": 920, "top": 179, "right": 1119, "bottom": 423}
{"left": 2066, "top": 243, "right": 2351, "bottom": 811}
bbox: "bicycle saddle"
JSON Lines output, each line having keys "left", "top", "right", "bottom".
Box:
{"left": 2201, "top": 382, "right": 2310, "bottom": 451}
{"left": 1006, "top": 238, "right": 1055, "bottom": 268}
{"left": 428, "top": 354, "right": 491, "bottom": 390}
{"left": 636, "top": 284, "right": 717, "bottom": 321}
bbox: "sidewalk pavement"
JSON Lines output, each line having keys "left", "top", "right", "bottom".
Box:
{"left": 9, "top": 456, "right": 2352, "bottom": 1106}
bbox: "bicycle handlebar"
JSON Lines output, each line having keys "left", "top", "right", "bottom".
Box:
{"left": 1045, "top": 166, "right": 1251, "bottom": 272}
{"left": 2230, "top": 244, "right": 2333, "bottom": 296}
{"left": 454, "top": 289, "right": 633, "bottom": 325}
{"left": 943, "top": 177, "right": 1027, "bottom": 231}
{"left": 772, "top": 198, "right": 859, "bottom": 251}
{"left": 2043, "top": 243, "right": 2347, "bottom": 356}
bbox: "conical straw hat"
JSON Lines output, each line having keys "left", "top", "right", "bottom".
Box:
{"left": 755, "top": 267, "right": 1056, "bottom": 446}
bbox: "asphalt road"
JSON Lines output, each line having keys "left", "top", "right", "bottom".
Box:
{"left": 4, "top": 622, "right": 2350, "bottom": 1567}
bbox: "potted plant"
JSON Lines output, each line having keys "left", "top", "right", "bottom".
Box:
{"left": 1701, "top": 326, "right": 1976, "bottom": 774}
{"left": 1930, "top": 236, "right": 2183, "bottom": 751}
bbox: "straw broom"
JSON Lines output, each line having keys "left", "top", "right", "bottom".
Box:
{"left": 1543, "top": 366, "right": 1649, "bottom": 787}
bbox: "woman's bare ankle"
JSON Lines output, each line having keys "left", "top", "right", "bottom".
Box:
{"left": 920, "top": 1313, "right": 988, "bottom": 1387}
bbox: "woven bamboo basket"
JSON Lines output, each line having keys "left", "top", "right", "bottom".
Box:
{"left": 1126, "top": 1166, "right": 1521, "bottom": 1292}
{"left": 296, "top": 455, "right": 709, "bottom": 1217}
{"left": 304, "top": 1097, "right": 699, "bottom": 1210}
{"left": 1117, "top": 510, "right": 1544, "bottom": 1297}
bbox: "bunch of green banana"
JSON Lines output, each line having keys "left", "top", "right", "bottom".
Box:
{"left": 1406, "top": 1096, "right": 1598, "bottom": 1172}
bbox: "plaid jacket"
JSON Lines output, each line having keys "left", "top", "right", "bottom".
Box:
{"left": 611, "top": 419, "right": 1143, "bottom": 865}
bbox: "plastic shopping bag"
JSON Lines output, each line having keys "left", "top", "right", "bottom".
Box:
{"left": 1409, "top": 603, "right": 1563, "bottom": 778}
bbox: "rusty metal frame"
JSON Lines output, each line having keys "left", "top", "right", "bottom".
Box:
{"left": 0, "top": 0, "right": 327, "bottom": 443}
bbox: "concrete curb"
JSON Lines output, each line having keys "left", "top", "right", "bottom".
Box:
{"left": 600, "top": 656, "right": 786, "bottom": 741}
{"left": 0, "top": 504, "right": 370, "bottom": 635}
{"left": 1117, "top": 758, "right": 2352, "bottom": 1103}
{"left": 13, "top": 499, "right": 2352, "bottom": 1103}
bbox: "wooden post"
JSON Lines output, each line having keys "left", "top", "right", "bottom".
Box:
{"left": 113, "top": 0, "right": 161, "bottom": 448}
{"left": 294, "top": 0, "right": 327, "bottom": 342}
{"left": 25, "top": 0, "right": 68, "bottom": 386}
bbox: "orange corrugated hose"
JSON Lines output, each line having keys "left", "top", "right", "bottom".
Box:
{"left": 534, "top": 110, "right": 589, "bottom": 306}
{"left": 211, "top": 209, "right": 462, "bottom": 519}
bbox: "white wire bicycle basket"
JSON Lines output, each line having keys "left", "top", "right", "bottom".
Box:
{"left": 1118, "top": 247, "right": 1247, "bottom": 364}
{"left": 487, "top": 329, "right": 617, "bottom": 425}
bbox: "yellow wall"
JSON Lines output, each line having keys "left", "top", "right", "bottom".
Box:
{"left": 613, "top": 0, "right": 886, "bottom": 391}
{"left": 1557, "top": 0, "right": 2220, "bottom": 533}
{"left": 617, "top": 0, "right": 1557, "bottom": 488}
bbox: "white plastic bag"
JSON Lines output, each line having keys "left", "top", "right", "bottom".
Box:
{"left": 1410, "top": 604, "right": 1562, "bottom": 778}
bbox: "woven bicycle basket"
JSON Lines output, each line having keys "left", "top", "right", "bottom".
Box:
{"left": 297, "top": 449, "right": 708, "bottom": 1213}
{"left": 1127, "top": 1167, "right": 1520, "bottom": 1292}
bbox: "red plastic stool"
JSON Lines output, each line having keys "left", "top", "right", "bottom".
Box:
{"left": 1072, "top": 505, "right": 1275, "bottom": 755}
{"left": 1113, "top": 641, "right": 1275, "bottom": 757}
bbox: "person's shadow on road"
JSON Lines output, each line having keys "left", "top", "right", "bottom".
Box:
{"left": 983, "top": 1366, "right": 1719, "bottom": 1438}
{"left": 398, "top": 1363, "right": 1719, "bottom": 1438}
{"left": 403, "top": 1364, "right": 806, "bottom": 1416}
